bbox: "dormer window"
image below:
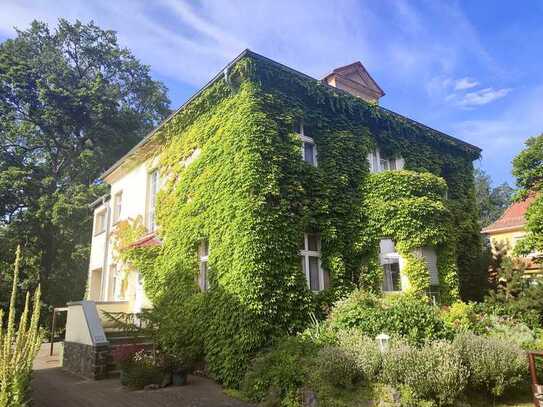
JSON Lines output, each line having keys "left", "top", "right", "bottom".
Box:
{"left": 295, "top": 122, "right": 317, "bottom": 166}
{"left": 368, "top": 149, "right": 403, "bottom": 173}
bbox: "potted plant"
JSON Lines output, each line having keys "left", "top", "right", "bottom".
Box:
{"left": 112, "top": 344, "right": 146, "bottom": 386}
{"left": 160, "top": 350, "right": 197, "bottom": 386}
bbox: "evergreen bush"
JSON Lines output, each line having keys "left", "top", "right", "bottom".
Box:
{"left": 241, "top": 336, "right": 317, "bottom": 403}
{"left": 381, "top": 339, "right": 468, "bottom": 406}
{"left": 453, "top": 332, "right": 527, "bottom": 397}
{"left": 336, "top": 329, "right": 382, "bottom": 382}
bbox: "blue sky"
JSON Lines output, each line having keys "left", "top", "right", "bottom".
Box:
{"left": 1, "top": 1, "right": 542, "bottom": 186}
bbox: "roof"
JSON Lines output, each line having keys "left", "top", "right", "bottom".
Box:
{"left": 482, "top": 194, "right": 537, "bottom": 234}
{"left": 129, "top": 233, "right": 161, "bottom": 249}
{"left": 100, "top": 49, "right": 482, "bottom": 181}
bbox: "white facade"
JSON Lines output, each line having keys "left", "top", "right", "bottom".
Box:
{"left": 87, "top": 156, "right": 158, "bottom": 312}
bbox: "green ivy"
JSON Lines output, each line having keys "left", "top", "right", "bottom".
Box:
{"left": 118, "top": 52, "right": 481, "bottom": 387}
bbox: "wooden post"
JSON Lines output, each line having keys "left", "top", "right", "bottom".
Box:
{"left": 528, "top": 351, "right": 543, "bottom": 407}
{"left": 49, "top": 309, "right": 56, "bottom": 356}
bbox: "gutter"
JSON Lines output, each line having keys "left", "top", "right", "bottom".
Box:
{"left": 100, "top": 49, "right": 481, "bottom": 180}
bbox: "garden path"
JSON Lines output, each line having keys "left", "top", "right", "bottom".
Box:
{"left": 32, "top": 344, "right": 253, "bottom": 407}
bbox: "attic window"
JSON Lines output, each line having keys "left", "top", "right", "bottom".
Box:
{"left": 296, "top": 122, "right": 317, "bottom": 166}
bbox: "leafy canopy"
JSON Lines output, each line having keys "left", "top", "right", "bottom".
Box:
{"left": 0, "top": 19, "right": 170, "bottom": 309}
{"left": 512, "top": 134, "right": 543, "bottom": 256}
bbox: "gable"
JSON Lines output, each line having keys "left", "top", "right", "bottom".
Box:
{"left": 323, "top": 61, "right": 385, "bottom": 103}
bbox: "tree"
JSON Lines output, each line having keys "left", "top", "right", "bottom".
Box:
{"left": 512, "top": 134, "right": 543, "bottom": 256}
{"left": 474, "top": 168, "right": 514, "bottom": 227}
{"left": 0, "top": 20, "right": 170, "bottom": 310}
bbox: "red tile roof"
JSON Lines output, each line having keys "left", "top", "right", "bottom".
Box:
{"left": 129, "top": 233, "right": 161, "bottom": 249}
{"left": 482, "top": 194, "right": 537, "bottom": 234}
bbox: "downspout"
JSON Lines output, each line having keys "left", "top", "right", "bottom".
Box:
{"left": 100, "top": 196, "right": 112, "bottom": 301}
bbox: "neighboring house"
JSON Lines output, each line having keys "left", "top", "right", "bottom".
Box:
{"left": 63, "top": 49, "right": 481, "bottom": 379}
{"left": 482, "top": 194, "right": 542, "bottom": 275}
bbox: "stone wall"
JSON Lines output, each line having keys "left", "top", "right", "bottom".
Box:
{"left": 63, "top": 341, "right": 111, "bottom": 380}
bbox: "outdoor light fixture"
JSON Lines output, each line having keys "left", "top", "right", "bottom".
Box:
{"left": 376, "top": 333, "right": 390, "bottom": 353}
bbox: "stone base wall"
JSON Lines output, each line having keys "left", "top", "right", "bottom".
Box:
{"left": 63, "top": 341, "right": 110, "bottom": 380}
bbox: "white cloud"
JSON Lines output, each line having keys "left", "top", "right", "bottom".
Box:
{"left": 454, "top": 77, "right": 479, "bottom": 91}
{"left": 453, "top": 85, "right": 543, "bottom": 167}
{"left": 458, "top": 87, "right": 511, "bottom": 107}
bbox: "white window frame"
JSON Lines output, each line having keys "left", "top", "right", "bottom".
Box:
{"left": 300, "top": 233, "right": 327, "bottom": 291}
{"left": 198, "top": 240, "right": 210, "bottom": 291}
{"left": 368, "top": 149, "right": 403, "bottom": 173}
{"left": 94, "top": 209, "right": 106, "bottom": 235}
{"left": 146, "top": 169, "right": 160, "bottom": 232}
{"left": 297, "top": 122, "right": 318, "bottom": 167}
{"left": 112, "top": 191, "right": 123, "bottom": 224}
{"left": 382, "top": 254, "right": 402, "bottom": 292}
{"left": 380, "top": 239, "right": 402, "bottom": 292}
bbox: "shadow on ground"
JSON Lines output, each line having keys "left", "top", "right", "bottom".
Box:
{"left": 32, "top": 343, "right": 253, "bottom": 407}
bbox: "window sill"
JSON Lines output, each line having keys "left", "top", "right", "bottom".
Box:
{"left": 93, "top": 230, "right": 106, "bottom": 237}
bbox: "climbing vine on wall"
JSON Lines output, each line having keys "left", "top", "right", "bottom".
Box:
{"left": 118, "top": 52, "right": 481, "bottom": 387}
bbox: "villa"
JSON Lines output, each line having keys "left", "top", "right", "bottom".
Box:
{"left": 62, "top": 49, "right": 481, "bottom": 379}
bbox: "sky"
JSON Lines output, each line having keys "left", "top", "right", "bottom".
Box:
{"left": 1, "top": 0, "right": 542, "bottom": 186}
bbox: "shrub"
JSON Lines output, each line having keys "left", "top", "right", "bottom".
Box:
{"left": 241, "top": 336, "right": 317, "bottom": 402}
{"left": 121, "top": 350, "right": 163, "bottom": 389}
{"left": 327, "top": 289, "right": 381, "bottom": 331}
{"left": 328, "top": 290, "right": 450, "bottom": 345}
{"left": 312, "top": 346, "right": 360, "bottom": 389}
{"left": 453, "top": 332, "right": 527, "bottom": 397}
{"left": 336, "top": 329, "right": 382, "bottom": 381}
{"left": 441, "top": 301, "right": 481, "bottom": 333}
{"left": 484, "top": 315, "right": 538, "bottom": 348}
{"left": 381, "top": 339, "right": 467, "bottom": 405}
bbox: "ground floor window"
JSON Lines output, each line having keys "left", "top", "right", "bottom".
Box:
{"left": 300, "top": 233, "right": 329, "bottom": 291}
{"left": 380, "top": 239, "right": 402, "bottom": 292}
{"left": 383, "top": 260, "right": 401, "bottom": 292}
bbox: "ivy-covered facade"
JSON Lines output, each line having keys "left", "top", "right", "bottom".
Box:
{"left": 102, "top": 50, "right": 481, "bottom": 386}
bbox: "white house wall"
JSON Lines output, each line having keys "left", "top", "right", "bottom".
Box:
{"left": 87, "top": 157, "right": 157, "bottom": 309}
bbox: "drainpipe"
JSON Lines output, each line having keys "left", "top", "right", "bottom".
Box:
{"left": 100, "top": 196, "right": 112, "bottom": 301}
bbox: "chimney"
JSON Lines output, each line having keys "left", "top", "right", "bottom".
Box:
{"left": 323, "top": 62, "right": 385, "bottom": 103}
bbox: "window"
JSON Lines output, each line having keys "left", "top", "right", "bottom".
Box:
{"left": 113, "top": 191, "right": 122, "bottom": 223}
{"left": 368, "top": 149, "right": 402, "bottom": 173}
{"left": 295, "top": 122, "right": 317, "bottom": 166}
{"left": 147, "top": 169, "right": 159, "bottom": 232}
{"left": 383, "top": 261, "right": 401, "bottom": 292}
{"left": 300, "top": 233, "right": 329, "bottom": 291}
{"left": 94, "top": 210, "right": 106, "bottom": 235}
{"left": 110, "top": 264, "right": 121, "bottom": 301}
{"left": 380, "top": 239, "right": 402, "bottom": 292}
{"left": 198, "top": 240, "right": 209, "bottom": 291}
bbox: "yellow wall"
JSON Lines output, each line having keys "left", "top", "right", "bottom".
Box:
{"left": 488, "top": 228, "right": 526, "bottom": 254}
{"left": 487, "top": 227, "right": 542, "bottom": 273}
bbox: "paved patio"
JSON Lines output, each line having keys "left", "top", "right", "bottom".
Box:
{"left": 32, "top": 343, "right": 253, "bottom": 407}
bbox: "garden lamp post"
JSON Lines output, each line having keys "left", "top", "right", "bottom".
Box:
{"left": 376, "top": 333, "right": 390, "bottom": 353}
